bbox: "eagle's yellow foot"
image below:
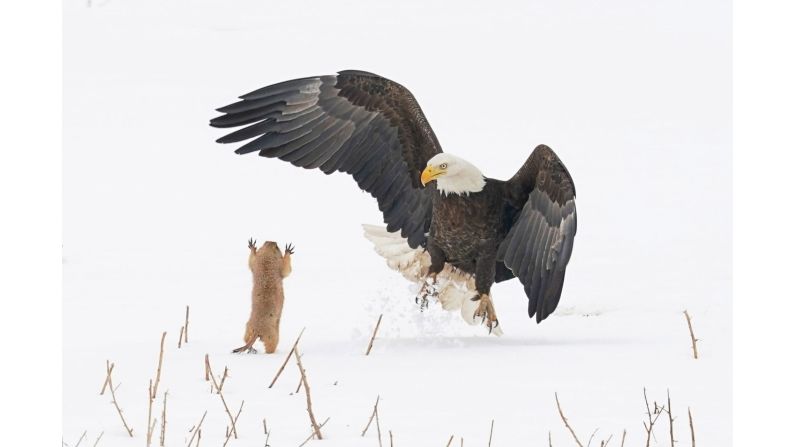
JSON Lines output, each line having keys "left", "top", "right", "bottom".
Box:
{"left": 415, "top": 275, "right": 439, "bottom": 311}
{"left": 472, "top": 294, "right": 499, "bottom": 333}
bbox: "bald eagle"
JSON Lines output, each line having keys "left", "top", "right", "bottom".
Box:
{"left": 211, "top": 70, "right": 577, "bottom": 333}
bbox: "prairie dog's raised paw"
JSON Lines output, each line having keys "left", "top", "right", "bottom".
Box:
{"left": 248, "top": 238, "right": 257, "bottom": 250}
{"left": 285, "top": 243, "right": 295, "bottom": 255}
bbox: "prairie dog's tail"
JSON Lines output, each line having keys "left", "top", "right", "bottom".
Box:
{"left": 362, "top": 224, "right": 503, "bottom": 336}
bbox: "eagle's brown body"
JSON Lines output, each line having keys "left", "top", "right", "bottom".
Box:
{"left": 233, "top": 240, "right": 293, "bottom": 354}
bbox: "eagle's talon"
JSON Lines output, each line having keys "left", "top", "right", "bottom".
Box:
{"left": 473, "top": 294, "right": 499, "bottom": 334}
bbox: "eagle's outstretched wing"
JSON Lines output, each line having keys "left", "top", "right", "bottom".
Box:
{"left": 498, "top": 145, "right": 577, "bottom": 323}
{"left": 211, "top": 70, "right": 442, "bottom": 248}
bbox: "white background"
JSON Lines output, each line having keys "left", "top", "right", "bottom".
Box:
{"left": 4, "top": 0, "right": 791, "bottom": 446}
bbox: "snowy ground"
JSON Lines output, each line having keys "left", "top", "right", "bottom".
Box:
{"left": 64, "top": 1, "right": 731, "bottom": 445}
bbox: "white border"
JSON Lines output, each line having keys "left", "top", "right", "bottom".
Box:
{"left": 734, "top": 0, "right": 795, "bottom": 444}
{"left": 0, "top": 0, "right": 62, "bottom": 444}
{"left": 2, "top": 0, "right": 794, "bottom": 443}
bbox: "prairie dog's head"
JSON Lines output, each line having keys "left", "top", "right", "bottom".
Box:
{"left": 259, "top": 241, "right": 283, "bottom": 259}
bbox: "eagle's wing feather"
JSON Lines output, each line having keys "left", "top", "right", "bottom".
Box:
{"left": 498, "top": 145, "right": 577, "bottom": 323}
{"left": 211, "top": 71, "right": 442, "bottom": 248}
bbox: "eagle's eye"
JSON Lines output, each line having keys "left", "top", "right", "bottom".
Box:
{"left": 440, "top": 163, "right": 448, "bottom": 169}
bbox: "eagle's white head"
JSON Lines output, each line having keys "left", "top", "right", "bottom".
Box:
{"left": 420, "top": 153, "right": 486, "bottom": 195}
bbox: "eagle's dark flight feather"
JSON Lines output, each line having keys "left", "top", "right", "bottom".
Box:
{"left": 211, "top": 71, "right": 442, "bottom": 249}
{"left": 499, "top": 145, "right": 578, "bottom": 322}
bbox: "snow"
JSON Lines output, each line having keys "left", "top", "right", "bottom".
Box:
{"left": 63, "top": 0, "right": 731, "bottom": 445}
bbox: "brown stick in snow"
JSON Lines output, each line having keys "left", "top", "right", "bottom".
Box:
{"left": 151, "top": 332, "right": 166, "bottom": 400}
{"left": 295, "top": 346, "right": 323, "bottom": 440}
{"left": 222, "top": 401, "right": 245, "bottom": 447}
{"left": 667, "top": 390, "right": 675, "bottom": 447}
{"left": 365, "top": 314, "right": 383, "bottom": 355}
{"left": 100, "top": 360, "right": 114, "bottom": 395}
{"left": 146, "top": 380, "right": 154, "bottom": 446}
{"left": 683, "top": 310, "right": 699, "bottom": 359}
{"left": 104, "top": 361, "right": 133, "bottom": 437}
{"left": 204, "top": 354, "right": 210, "bottom": 381}
{"left": 586, "top": 429, "right": 598, "bottom": 447}
{"left": 375, "top": 404, "right": 383, "bottom": 447}
{"left": 217, "top": 366, "right": 229, "bottom": 394}
{"left": 445, "top": 435, "right": 454, "bottom": 447}
{"left": 295, "top": 374, "right": 303, "bottom": 394}
{"left": 390, "top": 430, "right": 394, "bottom": 447}
{"left": 488, "top": 419, "right": 494, "bottom": 447}
{"left": 298, "top": 417, "right": 330, "bottom": 447}
{"left": 620, "top": 429, "right": 626, "bottom": 447}
{"left": 207, "top": 355, "right": 238, "bottom": 438}
{"left": 688, "top": 407, "right": 695, "bottom": 447}
{"left": 185, "top": 411, "right": 207, "bottom": 447}
{"left": 361, "top": 395, "right": 380, "bottom": 437}
{"left": 549, "top": 431, "right": 552, "bottom": 447}
{"left": 184, "top": 305, "right": 190, "bottom": 343}
{"left": 555, "top": 393, "right": 584, "bottom": 447}
{"left": 159, "top": 391, "right": 168, "bottom": 446}
{"left": 178, "top": 326, "right": 184, "bottom": 349}
{"left": 643, "top": 388, "right": 664, "bottom": 447}
{"left": 74, "top": 430, "right": 87, "bottom": 447}
{"left": 92, "top": 431, "right": 104, "bottom": 447}
{"left": 268, "top": 327, "right": 305, "bottom": 388}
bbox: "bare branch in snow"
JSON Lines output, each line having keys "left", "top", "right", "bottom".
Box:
{"left": 268, "top": 327, "right": 305, "bottom": 388}
{"left": 295, "top": 345, "right": 323, "bottom": 440}
{"left": 683, "top": 310, "right": 699, "bottom": 359}
{"left": 555, "top": 392, "right": 584, "bottom": 447}
{"left": 365, "top": 314, "right": 383, "bottom": 355}
{"left": 103, "top": 361, "right": 133, "bottom": 437}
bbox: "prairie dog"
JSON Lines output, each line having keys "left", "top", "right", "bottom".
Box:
{"left": 232, "top": 239, "right": 293, "bottom": 354}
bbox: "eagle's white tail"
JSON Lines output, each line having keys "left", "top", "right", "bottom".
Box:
{"left": 362, "top": 224, "right": 503, "bottom": 336}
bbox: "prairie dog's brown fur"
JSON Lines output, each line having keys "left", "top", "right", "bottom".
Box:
{"left": 232, "top": 239, "right": 293, "bottom": 354}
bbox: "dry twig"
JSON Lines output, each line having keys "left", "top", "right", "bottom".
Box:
{"left": 91, "top": 431, "right": 104, "bottom": 447}
{"left": 688, "top": 407, "right": 695, "bottom": 447}
{"left": 620, "top": 429, "right": 626, "bottom": 447}
{"left": 488, "top": 419, "right": 494, "bottom": 446}
{"left": 204, "top": 354, "right": 210, "bottom": 381}
{"left": 683, "top": 310, "right": 699, "bottom": 359}
{"left": 217, "top": 366, "right": 229, "bottom": 394}
{"left": 186, "top": 411, "right": 207, "bottom": 447}
{"left": 207, "top": 355, "right": 239, "bottom": 438}
{"left": 222, "top": 401, "right": 245, "bottom": 447}
{"left": 152, "top": 332, "right": 166, "bottom": 399}
{"left": 146, "top": 380, "right": 154, "bottom": 446}
{"left": 159, "top": 391, "right": 168, "bottom": 446}
{"left": 361, "top": 395, "right": 380, "bottom": 436}
{"left": 103, "top": 361, "right": 133, "bottom": 437}
{"left": 555, "top": 393, "right": 584, "bottom": 447}
{"left": 295, "top": 346, "right": 323, "bottom": 440}
{"left": 667, "top": 390, "right": 675, "bottom": 447}
{"left": 100, "top": 360, "right": 114, "bottom": 395}
{"left": 268, "top": 327, "right": 305, "bottom": 388}
{"left": 643, "top": 388, "right": 664, "bottom": 447}
{"left": 178, "top": 326, "right": 184, "bottom": 348}
{"left": 445, "top": 435, "right": 454, "bottom": 447}
{"left": 184, "top": 305, "right": 190, "bottom": 343}
{"left": 298, "top": 417, "right": 330, "bottom": 447}
{"left": 586, "top": 429, "right": 598, "bottom": 447}
{"left": 74, "top": 430, "right": 87, "bottom": 447}
{"left": 365, "top": 314, "right": 383, "bottom": 355}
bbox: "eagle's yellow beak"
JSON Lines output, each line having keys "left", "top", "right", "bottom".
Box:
{"left": 421, "top": 165, "right": 444, "bottom": 186}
